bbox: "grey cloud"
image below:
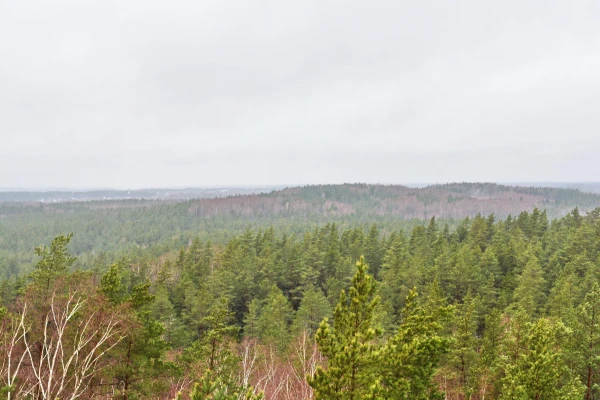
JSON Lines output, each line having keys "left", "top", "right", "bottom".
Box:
{"left": 1, "top": 0, "right": 599, "bottom": 188}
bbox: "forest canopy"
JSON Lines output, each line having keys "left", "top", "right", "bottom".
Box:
{"left": 1, "top": 197, "right": 600, "bottom": 399}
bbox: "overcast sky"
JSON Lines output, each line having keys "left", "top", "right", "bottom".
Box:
{"left": 1, "top": 0, "right": 599, "bottom": 189}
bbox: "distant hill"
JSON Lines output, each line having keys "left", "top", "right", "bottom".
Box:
{"left": 188, "top": 183, "right": 600, "bottom": 219}
{"left": 0, "top": 187, "right": 279, "bottom": 203}
{"left": 2, "top": 182, "right": 600, "bottom": 276}
{"left": 511, "top": 182, "right": 600, "bottom": 194}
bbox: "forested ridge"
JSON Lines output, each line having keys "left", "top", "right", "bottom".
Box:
{"left": 2, "top": 205, "right": 600, "bottom": 399}
{"left": 2, "top": 183, "right": 600, "bottom": 279}
{"left": 191, "top": 183, "right": 600, "bottom": 219}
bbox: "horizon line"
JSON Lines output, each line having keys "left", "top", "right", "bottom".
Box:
{"left": 1, "top": 181, "right": 600, "bottom": 192}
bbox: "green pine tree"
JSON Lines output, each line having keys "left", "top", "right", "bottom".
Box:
{"left": 30, "top": 233, "right": 76, "bottom": 292}
{"left": 100, "top": 266, "right": 174, "bottom": 399}
{"left": 308, "top": 256, "right": 381, "bottom": 400}
{"left": 447, "top": 293, "right": 480, "bottom": 398}
{"left": 499, "top": 318, "right": 584, "bottom": 400}
{"left": 575, "top": 282, "right": 600, "bottom": 400}
{"left": 256, "top": 285, "right": 293, "bottom": 351}
{"left": 509, "top": 253, "right": 546, "bottom": 317}
{"left": 293, "top": 285, "right": 332, "bottom": 335}
{"left": 378, "top": 289, "right": 452, "bottom": 399}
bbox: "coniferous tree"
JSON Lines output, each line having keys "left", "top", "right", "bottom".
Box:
{"left": 478, "top": 308, "right": 503, "bottom": 397}
{"left": 364, "top": 224, "right": 382, "bottom": 278}
{"left": 30, "top": 233, "right": 76, "bottom": 292}
{"left": 172, "top": 373, "right": 263, "bottom": 400}
{"left": 181, "top": 297, "right": 239, "bottom": 390}
{"left": 510, "top": 252, "right": 546, "bottom": 317}
{"left": 546, "top": 268, "right": 577, "bottom": 323}
{"left": 446, "top": 292, "right": 480, "bottom": 398}
{"left": 243, "top": 298, "right": 261, "bottom": 340}
{"left": 379, "top": 233, "right": 411, "bottom": 317}
{"left": 100, "top": 265, "right": 174, "bottom": 399}
{"left": 256, "top": 285, "right": 293, "bottom": 351}
{"left": 575, "top": 282, "right": 600, "bottom": 399}
{"left": 499, "top": 318, "right": 584, "bottom": 400}
{"left": 308, "top": 256, "right": 381, "bottom": 400}
{"left": 378, "top": 289, "right": 452, "bottom": 399}
{"left": 293, "top": 286, "right": 332, "bottom": 335}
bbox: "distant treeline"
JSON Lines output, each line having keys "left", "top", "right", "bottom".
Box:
{"left": 2, "top": 182, "right": 600, "bottom": 279}
{"left": 0, "top": 187, "right": 274, "bottom": 202}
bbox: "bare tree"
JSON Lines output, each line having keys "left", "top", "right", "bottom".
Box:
{"left": 237, "top": 333, "right": 323, "bottom": 400}
{"left": 0, "top": 306, "right": 30, "bottom": 399}
{"left": 239, "top": 339, "right": 261, "bottom": 397}
{"left": 2, "top": 288, "right": 126, "bottom": 400}
{"left": 286, "top": 331, "right": 322, "bottom": 400}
